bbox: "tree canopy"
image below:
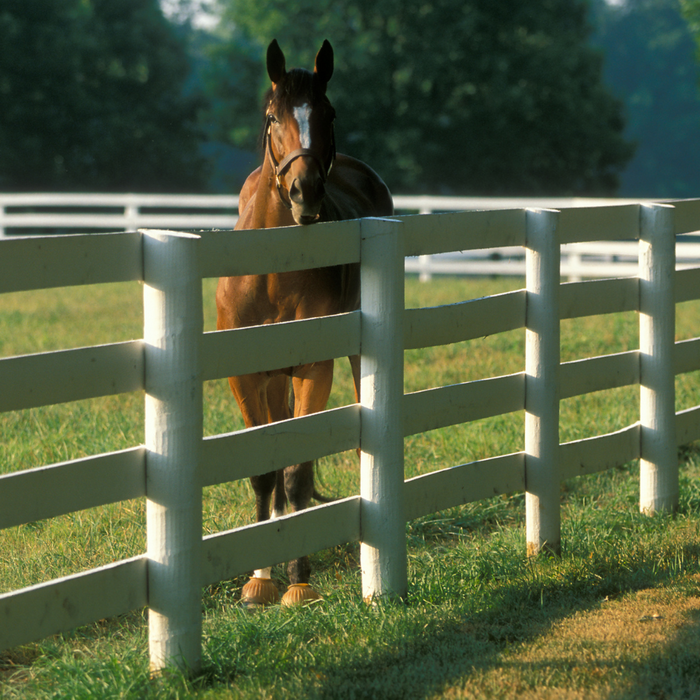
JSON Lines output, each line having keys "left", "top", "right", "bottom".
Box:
{"left": 209, "top": 0, "right": 635, "bottom": 195}
{"left": 0, "top": 0, "right": 208, "bottom": 192}
{"left": 592, "top": 0, "right": 700, "bottom": 198}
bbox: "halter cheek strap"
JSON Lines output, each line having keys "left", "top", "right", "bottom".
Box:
{"left": 264, "top": 113, "right": 336, "bottom": 209}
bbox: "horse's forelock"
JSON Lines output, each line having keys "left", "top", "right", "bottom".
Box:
{"left": 260, "top": 68, "right": 333, "bottom": 156}
{"left": 266, "top": 68, "right": 328, "bottom": 117}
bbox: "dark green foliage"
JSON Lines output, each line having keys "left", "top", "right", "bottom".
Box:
{"left": 593, "top": 0, "right": 700, "bottom": 197}
{"left": 211, "top": 0, "right": 634, "bottom": 195}
{"left": 0, "top": 0, "right": 208, "bottom": 192}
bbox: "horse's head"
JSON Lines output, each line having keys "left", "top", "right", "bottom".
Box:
{"left": 264, "top": 39, "right": 336, "bottom": 225}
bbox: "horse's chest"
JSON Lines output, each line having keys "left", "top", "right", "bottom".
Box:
{"left": 264, "top": 270, "right": 343, "bottom": 321}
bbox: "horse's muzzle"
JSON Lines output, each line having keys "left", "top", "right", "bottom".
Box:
{"left": 289, "top": 176, "right": 324, "bottom": 225}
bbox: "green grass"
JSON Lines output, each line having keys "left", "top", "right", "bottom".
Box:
{"left": 1, "top": 275, "right": 700, "bottom": 698}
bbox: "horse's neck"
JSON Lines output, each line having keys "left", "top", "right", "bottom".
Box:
{"left": 251, "top": 155, "right": 276, "bottom": 230}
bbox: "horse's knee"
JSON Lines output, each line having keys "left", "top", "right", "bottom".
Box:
{"left": 272, "top": 469, "right": 286, "bottom": 517}
{"left": 250, "top": 471, "right": 277, "bottom": 521}
{"left": 291, "top": 360, "right": 334, "bottom": 417}
{"left": 284, "top": 462, "right": 314, "bottom": 512}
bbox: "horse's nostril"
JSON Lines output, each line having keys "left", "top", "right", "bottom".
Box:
{"left": 290, "top": 176, "right": 326, "bottom": 206}
{"left": 289, "top": 179, "right": 304, "bottom": 205}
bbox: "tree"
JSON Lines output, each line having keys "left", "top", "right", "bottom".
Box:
{"left": 0, "top": 0, "right": 208, "bottom": 192}
{"left": 210, "top": 0, "right": 634, "bottom": 195}
{"left": 591, "top": 0, "right": 700, "bottom": 198}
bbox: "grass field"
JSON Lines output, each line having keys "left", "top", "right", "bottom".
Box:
{"left": 1, "top": 274, "right": 699, "bottom": 699}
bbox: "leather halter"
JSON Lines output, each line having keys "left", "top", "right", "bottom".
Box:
{"left": 264, "top": 111, "right": 336, "bottom": 210}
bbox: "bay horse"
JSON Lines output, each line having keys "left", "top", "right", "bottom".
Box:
{"left": 215, "top": 39, "right": 393, "bottom": 606}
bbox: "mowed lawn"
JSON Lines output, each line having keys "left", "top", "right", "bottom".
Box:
{"left": 0, "top": 273, "right": 699, "bottom": 699}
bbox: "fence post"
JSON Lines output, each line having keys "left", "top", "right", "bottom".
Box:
{"left": 525, "top": 209, "right": 561, "bottom": 556}
{"left": 143, "top": 230, "right": 203, "bottom": 674}
{"left": 417, "top": 206, "right": 432, "bottom": 282}
{"left": 639, "top": 204, "right": 678, "bottom": 514}
{"left": 359, "top": 217, "right": 407, "bottom": 602}
{"left": 125, "top": 195, "right": 140, "bottom": 231}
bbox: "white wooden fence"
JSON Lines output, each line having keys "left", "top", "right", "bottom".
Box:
{"left": 0, "top": 193, "right": 241, "bottom": 236}
{"left": 0, "top": 192, "right": 642, "bottom": 238}
{"left": 1, "top": 201, "right": 699, "bottom": 674}
{"left": 7, "top": 192, "right": 700, "bottom": 280}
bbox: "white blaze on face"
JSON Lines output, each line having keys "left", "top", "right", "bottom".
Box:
{"left": 294, "top": 104, "right": 313, "bottom": 149}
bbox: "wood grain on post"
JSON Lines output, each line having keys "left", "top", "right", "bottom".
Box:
{"left": 143, "top": 230, "right": 203, "bottom": 675}
{"left": 639, "top": 205, "right": 678, "bottom": 514}
{"left": 359, "top": 218, "right": 408, "bottom": 602}
{"left": 525, "top": 209, "right": 561, "bottom": 557}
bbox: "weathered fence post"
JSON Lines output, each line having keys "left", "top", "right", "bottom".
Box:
{"left": 525, "top": 209, "right": 561, "bottom": 556}
{"left": 143, "top": 230, "right": 203, "bottom": 674}
{"left": 359, "top": 217, "right": 408, "bottom": 602}
{"left": 639, "top": 204, "right": 678, "bottom": 514}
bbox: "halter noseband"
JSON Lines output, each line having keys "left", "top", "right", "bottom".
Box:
{"left": 264, "top": 111, "right": 336, "bottom": 210}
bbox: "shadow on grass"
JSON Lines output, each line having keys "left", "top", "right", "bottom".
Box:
{"left": 310, "top": 594, "right": 583, "bottom": 699}
{"left": 4, "top": 455, "right": 699, "bottom": 699}
{"left": 606, "top": 604, "right": 700, "bottom": 700}
{"left": 195, "top": 465, "right": 700, "bottom": 699}
{"left": 197, "top": 537, "right": 700, "bottom": 700}
{"left": 306, "top": 572, "right": 700, "bottom": 700}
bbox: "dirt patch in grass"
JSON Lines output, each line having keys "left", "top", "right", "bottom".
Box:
{"left": 434, "top": 576, "right": 700, "bottom": 699}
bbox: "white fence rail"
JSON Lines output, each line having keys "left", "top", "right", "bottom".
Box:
{"left": 1, "top": 201, "right": 699, "bottom": 674}
{"left": 0, "top": 192, "right": 646, "bottom": 238}
{"left": 6, "top": 192, "right": 700, "bottom": 280}
{"left": 0, "top": 193, "right": 241, "bottom": 236}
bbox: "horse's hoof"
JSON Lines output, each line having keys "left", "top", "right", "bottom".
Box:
{"left": 240, "top": 577, "right": 280, "bottom": 608}
{"left": 281, "top": 583, "right": 322, "bottom": 606}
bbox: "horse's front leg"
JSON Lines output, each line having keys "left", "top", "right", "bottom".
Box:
{"left": 348, "top": 354, "right": 361, "bottom": 404}
{"left": 229, "top": 372, "right": 284, "bottom": 607}
{"left": 279, "top": 360, "right": 334, "bottom": 605}
{"left": 266, "top": 374, "right": 292, "bottom": 519}
{"left": 228, "top": 372, "right": 280, "bottom": 525}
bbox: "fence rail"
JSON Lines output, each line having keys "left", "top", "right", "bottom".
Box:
{"left": 0, "top": 192, "right": 652, "bottom": 238}
{"left": 6, "top": 192, "right": 700, "bottom": 279}
{"left": 0, "top": 200, "right": 699, "bottom": 674}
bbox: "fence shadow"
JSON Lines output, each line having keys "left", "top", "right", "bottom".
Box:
{"left": 307, "top": 569, "right": 700, "bottom": 699}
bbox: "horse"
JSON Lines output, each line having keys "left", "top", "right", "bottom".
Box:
{"left": 215, "top": 39, "right": 393, "bottom": 606}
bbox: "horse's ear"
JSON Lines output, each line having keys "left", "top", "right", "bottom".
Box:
{"left": 314, "top": 39, "right": 334, "bottom": 89}
{"left": 267, "top": 39, "right": 286, "bottom": 87}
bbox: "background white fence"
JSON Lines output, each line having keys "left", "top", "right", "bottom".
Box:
{"left": 0, "top": 201, "right": 699, "bottom": 674}
{"left": 4, "top": 192, "right": 700, "bottom": 280}
{"left": 0, "top": 192, "right": 641, "bottom": 238}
